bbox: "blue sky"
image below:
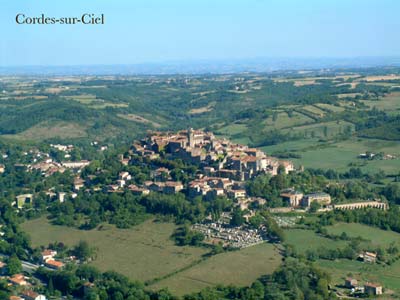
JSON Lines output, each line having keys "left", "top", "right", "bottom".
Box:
{"left": 1, "top": 0, "right": 399, "bottom": 66}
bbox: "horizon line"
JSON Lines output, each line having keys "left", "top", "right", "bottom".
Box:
{"left": 2, "top": 56, "right": 400, "bottom": 69}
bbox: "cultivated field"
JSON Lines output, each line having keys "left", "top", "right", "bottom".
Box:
{"left": 361, "top": 92, "right": 400, "bottom": 115}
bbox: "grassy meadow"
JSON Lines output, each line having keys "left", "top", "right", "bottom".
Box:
{"left": 284, "top": 229, "right": 348, "bottom": 254}
{"left": 326, "top": 223, "right": 400, "bottom": 248}
{"left": 22, "top": 217, "right": 207, "bottom": 282}
{"left": 262, "top": 137, "right": 400, "bottom": 174}
{"left": 22, "top": 217, "right": 282, "bottom": 295}
{"left": 150, "top": 243, "right": 281, "bottom": 295}
{"left": 318, "top": 259, "right": 400, "bottom": 294}
{"left": 285, "top": 225, "right": 400, "bottom": 293}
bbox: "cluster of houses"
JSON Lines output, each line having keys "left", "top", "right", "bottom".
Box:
{"left": 1, "top": 250, "right": 66, "bottom": 299}
{"left": 40, "top": 249, "right": 65, "bottom": 270}
{"left": 1, "top": 246, "right": 76, "bottom": 300}
{"left": 0, "top": 143, "right": 91, "bottom": 178}
{"left": 9, "top": 290, "right": 47, "bottom": 300}
{"left": 124, "top": 128, "right": 295, "bottom": 200}
{"left": 28, "top": 159, "right": 90, "bottom": 177}
{"left": 358, "top": 151, "right": 397, "bottom": 160}
{"left": 188, "top": 176, "right": 245, "bottom": 200}
{"left": 192, "top": 212, "right": 266, "bottom": 248}
{"left": 0, "top": 261, "right": 47, "bottom": 300}
{"left": 13, "top": 190, "right": 74, "bottom": 209}
{"left": 0, "top": 146, "right": 87, "bottom": 177}
{"left": 106, "top": 171, "right": 136, "bottom": 193}
{"left": 50, "top": 143, "right": 74, "bottom": 153}
{"left": 132, "top": 128, "right": 294, "bottom": 179}
{"left": 344, "top": 277, "right": 383, "bottom": 296}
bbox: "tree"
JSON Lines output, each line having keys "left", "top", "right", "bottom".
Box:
{"left": 7, "top": 254, "right": 22, "bottom": 275}
{"left": 230, "top": 208, "right": 244, "bottom": 227}
{"left": 0, "top": 279, "right": 11, "bottom": 299}
{"left": 172, "top": 225, "right": 204, "bottom": 246}
{"left": 248, "top": 214, "right": 263, "bottom": 229}
{"left": 76, "top": 265, "right": 101, "bottom": 282}
{"left": 384, "top": 184, "right": 400, "bottom": 204}
{"left": 272, "top": 111, "right": 278, "bottom": 122}
{"left": 309, "top": 201, "right": 321, "bottom": 213}
{"left": 317, "top": 278, "right": 329, "bottom": 299}
{"left": 73, "top": 240, "right": 97, "bottom": 262}
{"left": 211, "top": 242, "right": 224, "bottom": 255}
{"left": 48, "top": 277, "right": 54, "bottom": 295}
{"left": 277, "top": 165, "right": 286, "bottom": 175}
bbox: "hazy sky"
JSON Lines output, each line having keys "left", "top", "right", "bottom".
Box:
{"left": 1, "top": 0, "right": 399, "bottom": 66}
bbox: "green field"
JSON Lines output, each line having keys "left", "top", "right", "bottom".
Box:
{"left": 281, "top": 120, "right": 354, "bottom": 139}
{"left": 263, "top": 137, "right": 400, "bottom": 173}
{"left": 302, "top": 105, "right": 326, "bottom": 116}
{"left": 216, "top": 123, "right": 248, "bottom": 136}
{"left": 22, "top": 217, "right": 282, "bottom": 295}
{"left": 361, "top": 92, "right": 400, "bottom": 115}
{"left": 326, "top": 223, "right": 400, "bottom": 248}
{"left": 3, "top": 121, "right": 88, "bottom": 141}
{"left": 284, "top": 229, "right": 347, "bottom": 253}
{"left": 300, "top": 138, "right": 400, "bottom": 173}
{"left": 150, "top": 243, "right": 281, "bottom": 295}
{"left": 286, "top": 225, "right": 400, "bottom": 293}
{"left": 317, "top": 259, "right": 400, "bottom": 294}
{"left": 263, "top": 111, "right": 313, "bottom": 130}
{"left": 315, "top": 103, "right": 345, "bottom": 112}
{"left": 22, "top": 217, "right": 207, "bottom": 282}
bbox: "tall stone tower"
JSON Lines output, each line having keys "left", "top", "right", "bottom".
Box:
{"left": 188, "top": 128, "right": 195, "bottom": 148}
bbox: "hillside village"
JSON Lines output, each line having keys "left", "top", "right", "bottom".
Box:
{"left": 130, "top": 128, "right": 294, "bottom": 197}
{"left": 5, "top": 128, "right": 391, "bottom": 226}
{"left": 2, "top": 129, "right": 390, "bottom": 218}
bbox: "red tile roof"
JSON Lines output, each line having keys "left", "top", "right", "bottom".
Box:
{"left": 22, "top": 290, "right": 39, "bottom": 298}
{"left": 45, "top": 259, "right": 64, "bottom": 268}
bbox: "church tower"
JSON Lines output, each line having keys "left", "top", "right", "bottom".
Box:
{"left": 188, "top": 128, "right": 195, "bottom": 148}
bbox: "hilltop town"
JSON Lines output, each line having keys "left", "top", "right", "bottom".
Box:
{"left": 130, "top": 128, "right": 293, "bottom": 196}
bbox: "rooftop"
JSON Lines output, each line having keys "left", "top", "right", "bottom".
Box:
{"left": 365, "top": 282, "right": 382, "bottom": 288}
{"left": 21, "top": 290, "right": 39, "bottom": 298}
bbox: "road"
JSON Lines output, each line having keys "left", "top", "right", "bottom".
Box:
{"left": 1, "top": 254, "right": 50, "bottom": 273}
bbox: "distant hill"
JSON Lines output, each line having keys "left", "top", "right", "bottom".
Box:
{"left": 0, "top": 69, "right": 399, "bottom": 145}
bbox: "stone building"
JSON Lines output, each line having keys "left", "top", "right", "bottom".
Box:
{"left": 364, "top": 282, "right": 383, "bottom": 295}
{"left": 302, "top": 192, "right": 331, "bottom": 207}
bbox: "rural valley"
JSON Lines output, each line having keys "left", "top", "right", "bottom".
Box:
{"left": 0, "top": 67, "right": 400, "bottom": 299}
